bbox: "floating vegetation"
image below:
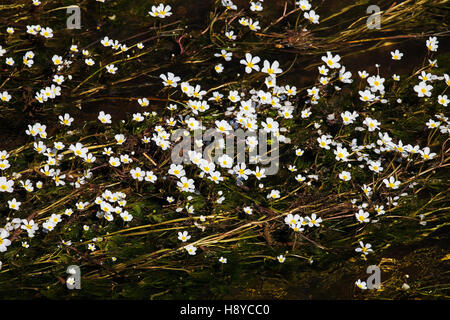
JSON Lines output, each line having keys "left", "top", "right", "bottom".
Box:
{"left": 0, "top": 0, "right": 449, "bottom": 299}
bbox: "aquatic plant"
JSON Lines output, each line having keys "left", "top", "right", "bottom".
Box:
{"left": 0, "top": 0, "right": 448, "bottom": 299}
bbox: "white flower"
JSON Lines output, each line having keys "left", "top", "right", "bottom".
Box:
{"left": 261, "top": 117, "right": 279, "bottom": 133}
{"left": 383, "top": 176, "right": 400, "bottom": 189}
{"left": 318, "top": 135, "right": 332, "bottom": 149}
{"left": 120, "top": 211, "right": 133, "bottom": 222}
{"left": 186, "top": 117, "right": 200, "bottom": 130}
{"left": 145, "top": 171, "right": 157, "bottom": 183}
{"left": 0, "top": 160, "right": 10, "bottom": 171}
{"left": 85, "top": 58, "right": 95, "bottom": 66}
{"left": 149, "top": 3, "right": 172, "bottom": 18}
{"left": 375, "top": 205, "right": 385, "bottom": 215}
{"left": 321, "top": 52, "right": 340, "bottom": 69}
{"left": 426, "top": 36, "right": 438, "bottom": 51}
{"left": 413, "top": 81, "right": 432, "bottom": 97}
{"left": 109, "top": 157, "right": 121, "bottom": 167}
{"left": 355, "top": 241, "right": 373, "bottom": 255}
{"left": 363, "top": 117, "right": 381, "bottom": 131}
{"left": 297, "top": 0, "right": 311, "bottom": 11}
{"left": 98, "top": 111, "right": 112, "bottom": 124}
{"left": 0, "top": 91, "right": 11, "bottom": 102}
{"left": 248, "top": 18, "right": 261, "bottom": 31}
{"left": 391, "top": 49, "right": 403, "bottom": 60}
{"left": 8, "top": 198, "right": 21, "bottom": 210}
{"left": 425, "top": 119, "right": 440, "bottom": 129}
{"left": 185, "top": 244, "right": 197, "bottom": 255}
{"left": 215, "top": 120, "right": 233, "bottom": 134}
{"left": 306, "top": 213, "right": 322, "bottom": 227}
{"left": 21, "top": 219, "right": 38, "bottom": 236}
{"left": 359, "top": 90, "right": 375, "bottom": 102}
{"left": 437, "top": 94, "right": 449, "bottom": 107}
{"left": 115, "top": 134, "right": 126, "bottom": 144}
{"left": 215, "top": 63, "right": 224, "bottom": 73}
{"left": 367, "top": 75, "right": 385, "bottom": 92}
{"left": 228, "top": 90, "right": 241, "bottom": 103}
{"left": 138, "top": 98, "right": 149, "bottom": 107}
{"left": 253, "top": 167, "right": 266, "bottom": 180}
{"left": 69, "top": 143, "right": 88, "bottom": 158}
{"left": 334, "top": 146, "right": 349, "bottom": 162}
{"left": 178, "top": 231, "right": 191, "bottom": 242}
{"left": 339, "top": 171, "right": 351, "bottom": 181}
{"left": 304, "top": 10, "right": 320, "bottom": 24}
{"left": 234, "top": 163, "right": 252, "bottom": 180}
{"left": 215, "top": 49, "right": 232, "bottom": 61}
{"left": 106, "top": 64, "right": 118, "bottom": 74}
{"left": 160, "top": 72, "right": 180, "bottom": 87}
{"left": 225, "top": 31, "right": 236, "bottom": 40}
{"left": 339, "top": 66, "right": 352, "bottom": 83}
{"left": 419, "top": 147, "right": 436, "bottom": 161}
{"left": 240, "top": 53, "right": 260, "bottom": 73}
{"left": 52, "top": 55, "right": 63, "bottom": 65}
{"left": 355, "top": 210, "right": 370, "bottom": 223}
{"left": 0, "top": 177, "right": 14, "bottom": 193}
{"left": 209, "top": 171, "right": 223, "bottom": 184}
{"left": 218, "top": 154, "right": 233, "bottom": 168}
{"left": 101, "top": 36, "right": 112, "bottom": 47}
{"left": 262, "top": 60, "right": 282, "bottom": 76}
{"left": 368, "top": 160, "right": 383, "bottom": 173}
{"left": 169, "top": 164, "right": 186, "bottom": 178}
{"left": 177, "top": 177, "right": 195, "bottom": 192}
{"left": 341, "top": 111, "right": 359, "bottom": 125}
{"left": 130, "top": 167, "right": 145, "bottom": 181}
{"left": 59, "top": 113, "right": 74, "bottom": 126}
{"left": 267, "top": 189, "right": 280, "bottom": 199}
{"left": 355, "top": 279, "right": 367, "bottom": 290}
{"left": 0, "top": 229, "right": 11, "bottom": 252}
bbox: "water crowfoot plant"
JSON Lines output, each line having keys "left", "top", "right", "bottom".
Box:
{"left": 0, "top": 0, "right": 448, "bottom": 300}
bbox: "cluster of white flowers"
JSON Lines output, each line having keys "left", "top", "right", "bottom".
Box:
{"left": 0, "top": 1, "right": 447, "bottom": 295}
